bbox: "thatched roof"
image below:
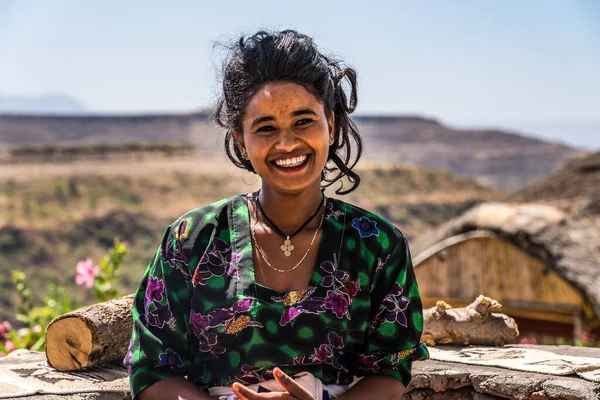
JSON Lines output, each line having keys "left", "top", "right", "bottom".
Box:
{"left": 412, "top": 152, "right": 600, "bottom": 314}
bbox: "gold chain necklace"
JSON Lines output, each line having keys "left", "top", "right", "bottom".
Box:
{"left": 250, "top": 195, "right": 326, "bottom": 273}
{"left": 256, "top": 191, "right": 325, "bottom": 257}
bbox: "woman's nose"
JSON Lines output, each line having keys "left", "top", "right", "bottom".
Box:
{"left": 275, "top": 128, "right": 298, "bottom": 150}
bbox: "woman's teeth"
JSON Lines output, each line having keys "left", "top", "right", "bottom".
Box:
{"left": 274, "top": 155, "right": 307, "bottom": 168}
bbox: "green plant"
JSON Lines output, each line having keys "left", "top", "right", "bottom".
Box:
{"left": 1, "top": 241, "right": 129, "bottom": 357}
{"left": 0, "top": 272, "right": 46, "bottom": 353}
{"left": 93, "top": 240, "right": 129, "bottom": 302}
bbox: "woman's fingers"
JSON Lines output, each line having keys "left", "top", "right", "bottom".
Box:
{"left": 232, "top": 382, "right": 293, "bottom": 399}
{"left": 230, "top": 369, "right": 316, "bottom": 400}
{"left": 273, "top": 368, "right": 315, "bottom": 400}
{"left": 231, "top": 382, "right": 255, "bottom": 399}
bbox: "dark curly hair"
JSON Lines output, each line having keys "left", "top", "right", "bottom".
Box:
{"left": 215, "top": 30, "right": 362, "bottom": 195}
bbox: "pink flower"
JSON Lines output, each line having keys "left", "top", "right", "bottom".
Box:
{"left": 519, "top": 337, "right": 538, "bottom": 345}
{"left": 0, "top": 321, "right": 11, "bottom": 337}
{"left": 75, "top": 258, "right": 100, "bottom": 288}
{"left": 32, "top": 325, "right": 42, "bottom": 333}
{"left": 4, "top": 340, "right": 15, "bottom": 353}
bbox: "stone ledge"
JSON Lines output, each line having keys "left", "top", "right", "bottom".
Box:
{"left": 408, "top": 345, "right": 600, "bottom": 400}
{"left": 2, "top": 345, "right": 600, "bottom": 399}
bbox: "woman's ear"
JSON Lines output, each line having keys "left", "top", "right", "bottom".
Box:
{"left": 233, "top": 131, "right": 246, "bottom": 156}
{"left": 328, "top": 112, "right": 335, "bottom": 144}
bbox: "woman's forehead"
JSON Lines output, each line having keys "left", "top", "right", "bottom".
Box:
{"left": 245, "top": 82, "right": 323, "bottom": 118}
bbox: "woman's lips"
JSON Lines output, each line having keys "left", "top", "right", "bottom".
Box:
{"left": 271, "top": 153, "right": 311, "bottom": 173}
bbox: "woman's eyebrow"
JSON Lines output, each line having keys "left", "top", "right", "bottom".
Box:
{"left": 251, "top": 109, "right": 318, "bottom": 128}
{"left": 251, "top": 115, "right": 275, "bottom": 128}
{"left": 291, "top": 109, "right": 318, "bottom": 117}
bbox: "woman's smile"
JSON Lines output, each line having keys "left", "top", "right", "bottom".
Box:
{"left": 273, "top": 153, "right": 308, "bottom": 168}
{"left": 271, "top": 153, "right": 311, "bottom": 172}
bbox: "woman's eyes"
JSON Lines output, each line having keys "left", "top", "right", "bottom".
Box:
{"left": 256, "top": 125, "right": 276, "bottom": 133}
{"left": 295, "top": 118, "right": 313, "bottom": 126}
{"left": 255, "top": 119, "right": 313, "bottom": 133}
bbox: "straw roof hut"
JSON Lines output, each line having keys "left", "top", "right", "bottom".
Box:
{"left": 411, "top": 152, "right": 600, "bottom": 342}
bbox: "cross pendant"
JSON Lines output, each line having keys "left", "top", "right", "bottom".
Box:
{"left": 280, "top": 236, "right": 295, "bottom": 257}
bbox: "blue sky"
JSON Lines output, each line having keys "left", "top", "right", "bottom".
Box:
{"left": 0, "top": 0, "right": 599, "bottom": 148}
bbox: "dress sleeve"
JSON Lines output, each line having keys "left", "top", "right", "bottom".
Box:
{"left": 124, "top": 224, "right": 197, "bottom": 399}
{"left": 354, "top": 231, "right": 429, "bottom": 387}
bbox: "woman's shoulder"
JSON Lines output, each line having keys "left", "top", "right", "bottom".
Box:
{"left": 165, "top": 195, "right": 244, "bottom": 242}
{"left": 330, "top": 197, "right": 405, "bottom": 243}
{"left": 172, "top": 197, "right": 232, "bottom": 225}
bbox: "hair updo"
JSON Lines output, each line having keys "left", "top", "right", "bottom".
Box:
{"left": 215, "top": 30, "right": 362, "bottom": 195}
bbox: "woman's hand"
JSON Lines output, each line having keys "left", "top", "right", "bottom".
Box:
{"left": 231, "top": 368, "right": 316, "bottom": 400}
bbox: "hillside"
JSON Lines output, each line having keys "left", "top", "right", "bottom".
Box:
{"left": 0, "top": 155, "right": 500, "bottom": 321}
{"left": 0, "top": 113, "right": 585, "bottom": 191}
{"left": 508, "top": 152, "right": 600, "bottom": 205}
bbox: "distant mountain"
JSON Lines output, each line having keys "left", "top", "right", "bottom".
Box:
{"left": 0, "top": 93, "right": 88, "bottom": 115}
{"left": 352, "top": 116, "right": 588, "bottom": 191}
{"left": 451, "top": 120, "right": 600, "bottom": 151}
{"left": 0, "top": 112, "right": 586, "bottom": 191}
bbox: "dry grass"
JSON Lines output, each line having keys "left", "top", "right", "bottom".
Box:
{"left": 0, "top": 155, "right": 501, "bottom": 321}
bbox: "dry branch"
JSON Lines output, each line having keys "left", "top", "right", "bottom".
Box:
{"left": 421, "top": 295, "right": 519, "bottom": 346}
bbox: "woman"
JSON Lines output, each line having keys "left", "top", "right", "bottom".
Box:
{"left": 125, "top": 30, "right": 428, "bottom": 400}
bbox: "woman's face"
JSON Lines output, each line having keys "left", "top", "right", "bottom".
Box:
{"left": 236, "top": 81, "right": 334, "bottom": 195}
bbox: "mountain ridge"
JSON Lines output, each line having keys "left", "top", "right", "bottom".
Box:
{"left": 0, "top": 112, "right": 585, "bottom": 191}
{"left": 0, "top": 93, "right": 89, "bottom": 115}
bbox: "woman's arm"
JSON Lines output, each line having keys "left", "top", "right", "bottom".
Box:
{"left": 126, "top": 221, "right": 208, "bottom": 398}
{"left": 138, "top": 376, "right": 217, "bottom": 400}
{"left": 336, "top": 376, "right": 405, "bottom": 400}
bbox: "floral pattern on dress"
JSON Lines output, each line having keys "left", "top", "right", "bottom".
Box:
{"left": 142, "top": 276, "right": 176, "bottom": 330}
{"left": 352, "top": 217, "right": 379, "bottom": 238}
{"left": 158, "top": 348, "right": 184, "bottom": 368}
{"left": 294, "top": 331, "right": 347, "bottom": 372}
{"left": 271, "top": 255, "right": 360, "bottom": 325}
{"left": 372, "top": 254, "right": 392, "bottom": 293}
{"left": 144, "top": 301, "right": 176, "bottom": 330}
{"left": 190, "top": 298, "right": 263, "bottom": 356}
{"left": 146, "top": 276, "right": 165, "bottom": 302}
{"left": 356, "top": 353, "right": 385, "bottom": 372}
{"left": 197, "top": 237, "right": 241, "bottom": 280}
{"left": 321, "top": 254, "right": 360, "bottom": 311}
{"left": 368, "top": 282, "right": 410, "bottom": 334}
{"left": 124, "top": 350, "right": 134, "bottom": 376}
{"left": 325, "top": 202, "right": 345, "bottom": 220}
{"left": 232, "top": 364, "right": 275, "bottom": 385}
{"left": 391, "top": 348, "right": 416, "bottom": 365}
{"left": 375, "top": 255, "right": 391, "bottom": 274}
{"left": 271, "top": 287, "right": 325, "bottom": 326}
{"left": 175, "top": 218, "right": 192, "bottom": 240}
{"left": 161, "top": 239, "right": 192, "bottom": 281}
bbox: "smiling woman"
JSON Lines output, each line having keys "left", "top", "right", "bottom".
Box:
{"left": 124, "top": 30, "right": 429, "bottom": 400}
{"left": 235, "top": 82, "right": 333, "bottom": 196}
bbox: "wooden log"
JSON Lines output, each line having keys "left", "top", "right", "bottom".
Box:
{"left": 44, "top": 294, "right": 518, "bottom": 371}
{"left": 45, "top": 294, "right": 134, "bottom": 371}
{"left": 421, "top": 295, "right": 519, "bottom": 346}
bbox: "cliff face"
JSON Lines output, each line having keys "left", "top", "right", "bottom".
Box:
{"left": 0, "top": 113, "right": 584, "bottom": 191}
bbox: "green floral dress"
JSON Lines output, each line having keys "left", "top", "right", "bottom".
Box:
{"left": 125, "top": 194, "right": 429, "bottom": 398}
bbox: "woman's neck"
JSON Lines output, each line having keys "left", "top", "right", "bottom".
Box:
{"left": 257, "top": 182, "right": 324, "bottom": 234}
